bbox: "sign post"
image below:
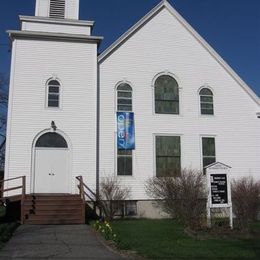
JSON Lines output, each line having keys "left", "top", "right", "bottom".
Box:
{"left": 206, "top": 162, "right": 233, "bottom": 229}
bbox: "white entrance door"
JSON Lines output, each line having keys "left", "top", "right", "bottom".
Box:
{"left": 34, "top": 148, "right": 69, "bottom": 193}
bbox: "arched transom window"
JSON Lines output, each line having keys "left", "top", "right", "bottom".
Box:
{"left": 199, "top": 88, "right": 214, "bottom": 115}
{"left": 117, "top": 83, "right": 132, "bottom": 112}
{"left": 154, "top": 75, "right": 179, "bottom": 114}
{"left": 36, "top": 132, "right": 68, "bottom": 148}
{"left": 47, "top": 80, "right": 60, "bottom": 108}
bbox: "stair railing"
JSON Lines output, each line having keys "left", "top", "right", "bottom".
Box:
{"left": 76, "top": 176, "right": 85, "bottom": 222}
{"left": 76, "top": 176, "right": 103, "bottom": 218}
{"left": 0, "top": 176, "right": 26, "bottom": 224}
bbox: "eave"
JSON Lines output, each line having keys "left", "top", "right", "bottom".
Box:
{"left": 7, "top": 30, "right": 103, "bottom": 46}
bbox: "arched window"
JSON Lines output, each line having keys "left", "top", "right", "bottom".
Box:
{"left": 117, "top": 83, "right": 132, "bottom": 112}
{"left": 154, "top": 75, "right": 179, "bottom": 114}
{"left": 47, "top": 80, "right": 60, "bottom": 108}
{"left": 36, "top": 132, "right": 68, "bottom": 148}
{"left": 116, "top": 83, "right": 133, "bottom": 175}
{"left": 199, "top": 88, "right": 214, "bottom": 115}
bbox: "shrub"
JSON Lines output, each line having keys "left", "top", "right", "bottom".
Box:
{"left": 100, "top": 176, "right": 131, "bottom": 221}
{"left": 232, "top": 176, "right": 260, "bottom": 232}
{"left": 0, "top": 223, "right": 19, "bottom": 243}
{"left": 146, "top": 169, "right": 207, "bottom": 231}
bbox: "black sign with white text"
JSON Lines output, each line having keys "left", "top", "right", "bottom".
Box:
{"left": 210, "top": 174, "right": 228, "bottom": 204}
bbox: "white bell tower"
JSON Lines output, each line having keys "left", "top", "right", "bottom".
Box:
{"left": 35, "top": 0, "right": 79, "bottom": 20}
{"left": 6, "top": 0, "right": 103, "bottom": 195}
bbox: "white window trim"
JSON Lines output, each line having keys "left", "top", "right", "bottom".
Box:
{"left": 45, "top": 77, "right": 63, "bottom": 110}
{"left": 198, "top": 85, "right": 215, "bottom": 117}
{"left": 153, "top": 133, "right": 182, "bottom": 177}
{"left": 114, "top": 131, "right": 135, "bottom": 178}
{"left": 114, "top": 80, "right": 134, "bottom": 113}
{"left": 200, "top": 134, "right": 217, "bottom": 172}
{"left": 151, "top": 71, "right": 183, "bottom": 117}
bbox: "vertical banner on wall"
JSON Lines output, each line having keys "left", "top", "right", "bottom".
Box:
{"left": 117, "top": 112, "right": 135, "bottom": 150}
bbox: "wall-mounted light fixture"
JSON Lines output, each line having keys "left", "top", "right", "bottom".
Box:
{"left": 51, "top": 121, "right": 57, "bottom": 131}
{"left": 256, "top": 112, "right": 260, "bottom": 119}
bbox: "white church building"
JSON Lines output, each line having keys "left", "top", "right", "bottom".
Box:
{"left": 3, "top": 0, "right": 260, "bottom": 221}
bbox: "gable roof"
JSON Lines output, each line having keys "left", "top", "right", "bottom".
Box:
{"left": 98, "top": 0, "right": 260, "bottom": 106}
{"left": 205, "top": 162, "right": 231, "bottom": 169}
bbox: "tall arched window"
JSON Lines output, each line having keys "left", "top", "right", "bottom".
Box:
{"left": 199, "top": 88, "right": 214, "bottom": 115}
{"left": 154, "top": 75, "right": 179, "bottom": 114}
{"left": 47, "top": 80, "right": 60, "bottom": 108}
{"left": 117, "top": 83, "right": 132, "bottom": 112}
{"left": 116, "top": 82, "right": 133, "bottom": 175}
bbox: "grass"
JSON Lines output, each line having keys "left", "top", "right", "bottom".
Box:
{"left": 112, "top": 219, "right": 260, "bottom": 259}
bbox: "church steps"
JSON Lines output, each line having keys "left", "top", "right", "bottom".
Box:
{"left": 23, "top": 194, "right": 85, "bottom": 225}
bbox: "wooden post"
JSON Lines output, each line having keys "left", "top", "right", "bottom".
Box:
{"left": 20, "top": 176, "right": 26, "bottom": 224}
{"left": 79, "top": 176, "right": 85, "bottom": 223}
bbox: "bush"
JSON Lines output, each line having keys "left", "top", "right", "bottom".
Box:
{"left": 146, "top": 169, "right": 207, "bottom": 231}
{"left": 232, "top": 176, "right": 260, "bottom": 232}
{"left": 100, "top": 176, "right": 131, "bottom": 221}
{"left": 0, "top": 223, "right": 19, "bottom": 243}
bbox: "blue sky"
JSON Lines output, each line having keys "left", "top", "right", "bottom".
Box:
{"left": 0, "top": 0, "right": 259, "bottom": 96}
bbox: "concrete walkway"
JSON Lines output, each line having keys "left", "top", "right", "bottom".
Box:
{"left": 0, "top": 225, "right": 126, "bottom": 259}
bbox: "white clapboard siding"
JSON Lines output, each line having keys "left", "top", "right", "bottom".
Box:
{"left": 5, "top": 39, "right": 97, "bottom": 195}
{"left": 99, "top": 8, "right": 260, "bottom": 200}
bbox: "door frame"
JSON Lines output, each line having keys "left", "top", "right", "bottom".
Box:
{"left": 31, "top": 128, "right": 72, "bottom": 194}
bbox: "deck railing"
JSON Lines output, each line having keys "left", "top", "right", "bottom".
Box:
{"left": 0, "top": 176, "right": 26, "bottom": 224}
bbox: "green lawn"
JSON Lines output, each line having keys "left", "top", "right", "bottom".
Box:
{"left": 112, "top": 219, "right": 260, "bottom": 259}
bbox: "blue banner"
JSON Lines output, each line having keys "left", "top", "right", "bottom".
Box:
{"left": 117, "top": 112, "right": 135, "bottom": 150}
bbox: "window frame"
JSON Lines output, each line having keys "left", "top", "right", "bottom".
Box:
{"left": 115, "top": 82, "right": 134, "bottom": 176}
{"left": 153, "top": 73, "right": 180, "bottom": 115}
{"left": 117, "top": 149, "right": 133, "bottom": 176}
{"left": 154, "top": 134, "right": 182, "bottom": 177}
{"left": 115, "top": 132, "right": 134, "bottom": 177}
{"left": 116, "top": 82, "right": 133, "bottom": 112}
{"left": 200, "top": 135, "right": 217, "bottom": 173}
{"left": 199, "top": 87, "right": 214, "bottom": 116}
{"left": 112, "top": 200, "right": 137, "bottom": 217}
{"left": 45, "top": 78, "right": 62, "bottom": 110}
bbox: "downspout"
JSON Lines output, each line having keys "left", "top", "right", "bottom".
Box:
{"left": 96, "top": 57, "right": 100, "bottom": 201}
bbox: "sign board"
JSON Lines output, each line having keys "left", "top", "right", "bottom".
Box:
{"left": 206, "top": 162, "right": 233, "bottom": 229}
{"left": 117, "top": 112, "right": 135, "bottom": 150}
{"left": 210, "top": 174, "right": 228, "bottom": 205}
